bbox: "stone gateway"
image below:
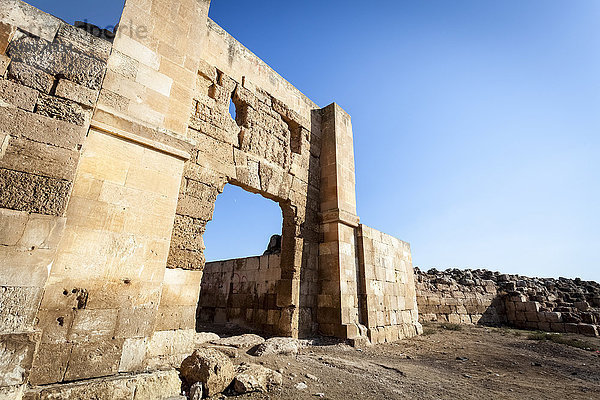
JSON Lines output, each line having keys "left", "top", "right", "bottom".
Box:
{"left": 0, "top": 0, "right": 421, "bottom": 396}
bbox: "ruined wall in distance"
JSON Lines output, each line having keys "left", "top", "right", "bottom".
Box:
{"left": 198, "top": 253, "right": 283, "bottom": 333}
{"left": 415, "top": 268, "right": 600, "bottom": 337}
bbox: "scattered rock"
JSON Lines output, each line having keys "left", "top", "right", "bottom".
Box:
{"left": 180, "top": 349, "right": 235, "bottom": 397}
{"left": 251, "top": 337, "right": 299, "bottom": 356}
{"left": 295, "top": 382, "right": 308, "bottom": 390}
{"left": 212, "top": 334, "right": 265, "bottom": 349}
{"left": 314, "top": 393, "right": 325, "bottom": 398}
{"left": 306, "top": 373, "right": 318, "bottom": 381}
{"left": 195, "top": 332, "right": 220, "bottom": 346}
{"left": 456, "top": 357, "right": 469, "bottom": 361}
{"left": 232, "top": 363, "right": 283, "bottom": 394}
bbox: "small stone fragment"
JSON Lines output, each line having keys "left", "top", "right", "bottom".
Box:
{"left": 251, "top": 337, "right": 299, "bottom": 356}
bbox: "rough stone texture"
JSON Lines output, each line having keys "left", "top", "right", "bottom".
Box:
{"left": 250, "top": 337, "right": 299, "bottom": 356}
{"left": 415, "top": 268, "right": 600, "bottom": 337}
{"left": 199, "top": 254, "right": 283, "bottom": 333}
{"left": 0, "top": 332, "right": 39, "bottom": 387}
{"left": 232, "top": 363, "right": 283, "bottom": 394}
{"left": 24, "top": 370, "right": 182, "bottom": 400}
{"left": 0, "top": 0, "right": 426, "bottom": 392}
{"left": 0, "top": 79, "right": 38, "bottom": 111}
{"left": 7, "top": 62, "right": 54, "bottom": 93}
{"left": 210, "top": 334, "right": 265, "bottom": 349}
{"left": 8, "top": 35, "right": 106, "bottom": 90}
{"left": 180, "top": 348, "right": 235, "bottom": 397}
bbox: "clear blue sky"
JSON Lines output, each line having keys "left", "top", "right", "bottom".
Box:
{"left": 28, "top": 1, "right": 600, "bottom": 281}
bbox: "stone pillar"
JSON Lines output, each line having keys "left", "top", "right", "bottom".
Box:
{"left": 318, "top": 103, "right": 364, "bottom": 339}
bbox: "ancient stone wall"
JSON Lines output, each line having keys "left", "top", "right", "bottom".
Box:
{"left": 415, "top": 268, "right": 506, "bottom": 325}
{"left": 0, "top": 1, "right": 111, "bottom": 393}
{"left": 198, "top": 253, "right": 284, "bottom": 333}
{"left": 415, "top": 268, "right": 600, "bottom": 337}
{"left": 357, "top": 225, "right": 422, "bottom": 344}
{"left": 0, "top": 0, "right": 423, "bottom": 395}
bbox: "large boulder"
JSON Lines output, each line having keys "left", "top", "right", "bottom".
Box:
{"left": 232, "top": 363, "right": 283, "bottom": 394}
{"left": 211, "top": 334, "right": 265, "bottom": 349}
{"left": 250, "top": 337, "right": 299, "bottom": 356}
{"left": 180, "top": 349, "right": 235, "bottom": 397}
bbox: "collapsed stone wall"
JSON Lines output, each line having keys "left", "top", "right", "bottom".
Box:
{"left": 415, "top": 268, "right": 600, "bottom": 337}
{"left": 415, "top": 268, "right": 506, "bottom": 325}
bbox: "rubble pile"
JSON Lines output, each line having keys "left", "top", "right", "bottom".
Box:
{"left": 415, "top": 268, "right": 600, "bottom": 337}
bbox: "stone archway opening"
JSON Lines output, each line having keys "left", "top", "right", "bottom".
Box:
{"left": 195, "top": 182, "right": 292, "bottom": 335}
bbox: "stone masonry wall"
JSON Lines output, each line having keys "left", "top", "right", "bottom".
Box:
{"left": 0, "top": 0, "right": 425, "bottom": 394}
{"left": 415, "top": 268, "right": 506, "bottom": 325}
{"left": 198, "top": 253, "right": 284, "bottom": 334}
{"left": 0, "top": 1, "right": 110, "bottom": 393}
{"left": 415, "top": 268, "right": 600, "bottom": 337}
{"left": 357, "top": 225, "right": 422, "bottom": 344}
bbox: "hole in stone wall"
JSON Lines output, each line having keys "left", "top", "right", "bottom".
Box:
{"left": 229, "top": 98, "right": 237, "bottom": 121}
{"left": 203, "top": 184, "right": 283, "bottom": 261}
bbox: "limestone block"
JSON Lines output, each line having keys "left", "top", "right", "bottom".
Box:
{"left": 54, "top": 23, "right": 112, "bottom": 62}
{"left": 0, "top": 79, "right": 38, "bottom": 111}
{"left": 0, "top": 331, "right": 39, "bottom": 386}
{"left": 68, "top": 309, "right": 118, "bottom": 342}
{"left": 0, "top": 22, "right": 14, "bottom": 55}
{"left": 63, "top": 338, "right": 124, "bottom": 381}
{"left": 131, "top": 370, "right": 183, "bottom": 400}
{"left": 55, "top": 79, "right": 99, "bottom": 108}
{"left": 114, "top": 307, "right": 156, "bottom": 339}
{"left": 180, "top": 348, "right": 235, "bottom": 397}
{"left": 119, "top": 337, "right": 148, "bottom": 372}
{"left": 28, "top": 342, "right": 73, "bottom": 385}
{"left": 36, "top": 93, "right": 89, "bottom": 126}
{"left": 0, "top": 385, "right": 24, "bottom": 400}
{"left": 0, "top": 286, "right": 44, "bottom": 333}
{"left": 8, "top": 35, "right": 106, "bottom": 89}
{"left": 112, "top": 34, "right": 159, "bottom": 70}
{"left": 7, "top": 61, "right": 53, "bottom": 93}
{"left": 0, "top": 104, "right": 87, "bottom": 150}
{"left": 0, "top": 137, "right": 79, "bottom": 181}
{"left": 0, "top": 0, "right": 61, "bottom": 42}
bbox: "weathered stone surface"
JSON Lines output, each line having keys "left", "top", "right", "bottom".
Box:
{"left": 0, "top": 54, "right": 9, "bottom": 76}
{"left": 55, "top": 79, "right": 99, "bottom": 108}
{"left": 8, "top": 35, "right": 106, "bottom": 89}
{"left": 36, "top": 93, "right": 89, "bottom": 126}
{"left": 232, "top": 363, "right": 283, "bottom": 394}
{"left": 0, "top": 0, "right": 61, "bottom": 42}
{"left": 0, "top": 104, "right": 86, "bottom": 150}
{"left": 0, "top": 137, "right": 79, "bottom": 181}
{"left": 0, "top": 22, "right": 14, "bottom": 55}
{"left": 210, "top": 334, "right": 265, "bottom": 349}
{"left": 195, "top": 332, "right": 220, "bottom": 346}
{"left": 0, "top": 331, "right": 39, "bottom": 386}
{"left": 54, "top": 23, "right": 112, "bottom": 62}
{"left": 250, "top": 337, "right": 299, "bottom": 356}
{"left": 0, "top": 79, "right": 38, "bottom": 111}
{"left": 63, "top": 339, "right": 124, "bottom": 381}
{"left": 24, "top": 370, "right": 182, "bottom": 400}
{"left": 180, "top": 348, "right": 235, "bottom": 396}
{"left": 7, "top": 61, "right": 54, "bottom": 93}
{"left": 0, "top": 168, "right": 71, "bottom": 215}
{"left": 0, "top": 286, "right": 44, "bottom": 332}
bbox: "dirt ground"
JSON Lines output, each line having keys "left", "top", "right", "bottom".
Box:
{"left": 225, "top": 324, "right": 600, "bottom": 400}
